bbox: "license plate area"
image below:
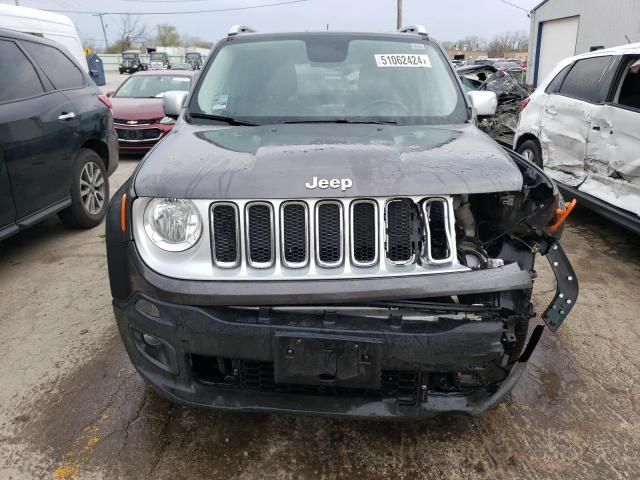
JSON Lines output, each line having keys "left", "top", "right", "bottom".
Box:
{"left": 274, "top": 333, "right": 382, "bottom": 389}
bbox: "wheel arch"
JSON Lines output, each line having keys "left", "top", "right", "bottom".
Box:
{"left": 515, "top": 133, "right": 541, "bottom": 151}
{"left": 81, "top": 139, "right": 109, "bottom": 171}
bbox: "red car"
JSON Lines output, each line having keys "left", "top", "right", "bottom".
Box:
{"left": 107, "top": 70, "right": 195, "bottom": 153}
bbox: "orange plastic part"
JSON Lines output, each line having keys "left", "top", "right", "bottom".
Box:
{"left": 549, "top": 198, "right": 576, "bottom": 232}
{"left": 120, "top": 193, "right": 127, "bottom": 233}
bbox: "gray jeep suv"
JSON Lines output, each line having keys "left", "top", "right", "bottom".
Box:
{"left": 106, "top": 26, "right": 578, "bottom": 418}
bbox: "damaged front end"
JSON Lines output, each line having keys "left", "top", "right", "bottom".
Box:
{"left": 107, "top": 151, "right": 578, "bottom": 418}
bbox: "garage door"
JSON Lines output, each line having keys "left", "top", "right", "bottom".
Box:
{"left": 536, "top": 16, "right": 580, "bottom": 85}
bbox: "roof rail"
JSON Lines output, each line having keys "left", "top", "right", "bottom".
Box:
{"left": 228, "top": 25, "right": 256, "bottom": 36}
{"left": 398, "top": 24, "right": 428, "bottom": 36}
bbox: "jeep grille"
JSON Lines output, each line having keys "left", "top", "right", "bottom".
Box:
{"left": 204, "top": 196, "right": 460, "bottom": 279}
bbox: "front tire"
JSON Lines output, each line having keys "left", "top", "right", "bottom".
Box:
{"left": 59, "top": 149, "right": 109, "bottom": 229}
{"left": 517, "top": 139, "right": 543, "bottom": 168}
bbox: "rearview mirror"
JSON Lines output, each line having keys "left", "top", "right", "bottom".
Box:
{"left": 106, "top": 91, "right": 114, "bottom": 97}
{"left": 467, "top": 91, "right": 498, "bottom": 117}
{"left": 163, "top": 91, "right": 189, "bottom": 119}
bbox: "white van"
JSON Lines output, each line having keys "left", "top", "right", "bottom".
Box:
{"left": 514, "top": 43, "right": 640, "bottom": 234}
{"left": 0, "top": 4, "right": 87, "bottom": 71}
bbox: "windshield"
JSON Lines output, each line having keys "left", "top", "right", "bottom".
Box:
{"left": 150, "top": 53, "right": 167, "bottom": 61}
{"left": 186, "top": 53, "right": 200, "bottom": 60}
{"left": 123, "top": 53, "right": 137, "bottom": 59}
{"left": 191, "top": 36, "right": 467, "bottom": 125}
{"left": 115, "top": 75, "right": 191, "bottom": 98}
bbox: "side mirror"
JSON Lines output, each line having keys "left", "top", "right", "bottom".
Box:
{"left": 163, "top": 91, "right": 189, "bottom": 119}
{"left": 467, "top": 91, "right": 498, "bottom": 116}
{"left": 106, "top": 91, "right": 114, "bottom": 97}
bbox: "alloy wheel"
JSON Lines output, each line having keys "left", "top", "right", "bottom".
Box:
{"left": 80, "top": 161, "right": 105, "bottom": 215}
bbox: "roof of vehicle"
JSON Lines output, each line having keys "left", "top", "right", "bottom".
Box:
{"left": 573, "top": 42, "right": 640, "bottom": 58}
{"left": 494, "top": 61, "right": 522, "bottom": 68}
{"left": 0, "top": 4, "right": 75, "bottom": 27}
{"left": 130, "top": 69, "right": 195, "bottom": 78}
{"left": 0, "top": 25, "right": 74, "bottom": 48}
{"left": 539, "top": 42, "right": 640, "bottom": 88}
{"left": 220, "top": 30, "right": 432, "bottom": 43}
{"left": 455, "top": 65, "right": 498, "bottom": 74}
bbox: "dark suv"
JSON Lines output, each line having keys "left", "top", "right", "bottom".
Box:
{"left": 185, "top": 52, "right": 203, "bottom": 70}
{"left": 0, "top": 28, "right": 118, "bottom": 241}
{"left": 106, "top": 26, "right": 578, "bottom": 418}
{"left": 119, "top": 52, "right": 147, "bottom": 74}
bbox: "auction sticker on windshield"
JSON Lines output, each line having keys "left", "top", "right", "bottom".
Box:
{"left": 375, "top": 54, "right": 431, "bottom": 68}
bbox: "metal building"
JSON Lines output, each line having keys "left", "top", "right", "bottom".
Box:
{"left": 527, "top": 0, "right": 640, "bottom": 86}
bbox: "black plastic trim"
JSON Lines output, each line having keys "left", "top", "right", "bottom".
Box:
{"left": 542, "top": 240, "right": 578, "bottom": 331}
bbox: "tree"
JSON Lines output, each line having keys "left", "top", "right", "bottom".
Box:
{"left": 108, "top": 14, "right": 148, "bottom": 53}
{"left": 440, "top": 40, "right": 455, "bottom": 50}
{"left": 487, "top": 30, "right": 529, "bottom": 57}
{"left": 461, "top": 35, "right": 487, "bottom": 51}
{"left": 182, "top": 34, "right": 213, "bottom": 50}
{"left": 487, "top": 39, "right": 505, "bottom": 58}
{"left": 155, "top": 23, "right": 181, "bottom": 47}
{"left": 512, "top": 30, "right": 529, "bottom": 51}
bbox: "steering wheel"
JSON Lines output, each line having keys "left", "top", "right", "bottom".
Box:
{"left": 358, "top": 99, "right": 410, "bottom": 116}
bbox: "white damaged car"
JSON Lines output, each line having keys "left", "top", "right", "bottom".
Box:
{"left": 515, "top": 43, "right": 640, "bottom": 234}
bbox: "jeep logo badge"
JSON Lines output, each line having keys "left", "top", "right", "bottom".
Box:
{"left": 305, "top": 176, "right": 353, "bottom": 191}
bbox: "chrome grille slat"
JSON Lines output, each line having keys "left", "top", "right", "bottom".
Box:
{"left": 351, "top": 200, "right": 378, "bottom": 267}
{"left": 245, "top": 202, "right": 275, "bottom": 268}
{"left": 385, "top": 198, "right": 418, "bottom": 265}
{"left": 315, "top": 201, "right": 344, "bottom": 267}
{"left": 281, "top": 201, "right": 309, "bottom": 268}
{"left": 422, "top": 198, "right": 455, "bottom": 264}
{"left": 211, "top": 203, "right": 240, "bottom": 268}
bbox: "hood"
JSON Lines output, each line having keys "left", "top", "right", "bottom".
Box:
{"left": 111, "top": 98, "right": 164, "bottom": 121}
{"left": 134, "top": 123, "right": 523, "bottom": 199}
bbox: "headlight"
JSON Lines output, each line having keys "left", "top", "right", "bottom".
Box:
{"left": 143, "top": 198, "right": 202, "bottom": 251}
{"left": 159, "top": 116, "right": 176, "bottom": 125}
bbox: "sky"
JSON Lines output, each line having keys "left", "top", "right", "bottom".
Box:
{"left": 6, "top": 0, "right": 540, "bottom": 49}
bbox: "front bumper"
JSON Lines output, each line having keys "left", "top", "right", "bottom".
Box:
{"left": 115, "top": 124, "right": 172, "bottom": 152}
{"left": 114, "top": 293, "right": 531, "bottom": 419}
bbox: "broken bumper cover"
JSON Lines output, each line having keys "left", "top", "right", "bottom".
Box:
{"left": 108, "top": 240, "right": 576, "bottom": 418}
{"left": 114, "top": 293, "right": 529, "bottom": 419}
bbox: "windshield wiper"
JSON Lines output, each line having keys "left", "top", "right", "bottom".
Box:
{"left": 189, "top": 113, "right": 258, "bottom": 126}
{"left": 283, "top": 119, "right": 397, "bottom": 125}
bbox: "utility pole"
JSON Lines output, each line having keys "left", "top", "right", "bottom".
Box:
{"left": 396, "top": 0, "right": 402, "bottom": 30}
{"left": 95, "top": 13, "right": 109, "bottom": 51}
